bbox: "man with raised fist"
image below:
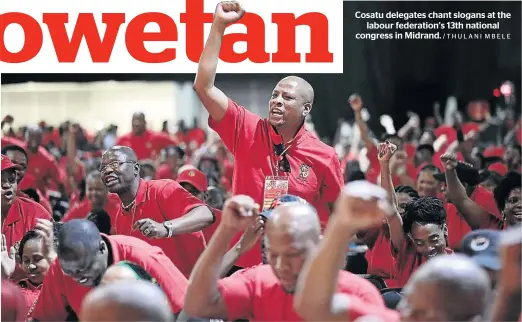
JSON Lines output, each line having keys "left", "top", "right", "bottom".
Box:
{"left": 193, "top": 0, "right": 343, "bottom": 269}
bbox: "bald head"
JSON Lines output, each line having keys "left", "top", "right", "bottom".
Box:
{"left": 103, "top": 146, "right": 138, "bottom": 163}
{"left": 57, "top": 219, "right": 102, "bottom": 259}
{"left": 266, "top": 203, "right": 321, "bottom": 250}
{"left": 80, "top": 281, "right": 173, "bottom": 322}
{"left": 279, "top": 76, "right": 314, "bottom": 105}
{"left": 402, "top": 254, "right": 491, "bottom": 321}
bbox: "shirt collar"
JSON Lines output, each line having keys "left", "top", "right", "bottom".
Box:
{"left": 135, "top": 179, "right": 148, "bottom": 206}
{"left": 3, "top": 198, "right": 21, "bottom": 229}
{"left": 268, "top": 122, "right": 307, "bottom": 146}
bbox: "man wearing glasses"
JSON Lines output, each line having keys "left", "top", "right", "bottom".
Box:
{"left": 192, "top": 0, "right": 343, "bottom": 269}
{"left": 99, "top": 146, "right": 214, "bottom": 278}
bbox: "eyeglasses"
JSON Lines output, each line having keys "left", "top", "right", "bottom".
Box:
{"left": 98, "top": 161, "right": 135, "bottom": 173}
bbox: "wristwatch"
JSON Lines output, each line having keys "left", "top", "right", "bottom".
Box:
{"left": 163, "top": 221, "right": 174, "bottom": 238}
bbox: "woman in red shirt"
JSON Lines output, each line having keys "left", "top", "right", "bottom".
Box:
{"left": 17, "top": 220, "right": 57, "bottom": 318}
{"left": 394, "top": 197, "right": 453, "bottom": 286}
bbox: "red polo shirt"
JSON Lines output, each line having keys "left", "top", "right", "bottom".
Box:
{"left": 202, "top": 208, "right": 221, "bottom": 242}
{"left": 18, "top": 279, "right": 42, "bottom": 310}
{"left": 209, "top": 99, "right": 343, "bottom": 267}
{"left": 62, "top": 193, "right": 121, "bottom": 222}
{"left": 25, "top": 147, "right": 62, "bottom": 193}
{"left": 2, "top": 197, "right": 52, "bottom": 251}
{"left": 31, "top": 234, "right": 187, "bottom": 321}
{"left": 16, "top": 188, "right": 52, "bottom": 215}
{"left": 217, "top": 264, "right": 383, "bottom": 321}
{"left": 394, "top": 239, "right": 454, "bottom": 287}
{"left": 362, "top": 226, "right": 399, "bottom": 288}
{"left": 446, "top": 186, "right": 503, "bottom": 249}
{"left": 112, "top": 179, "right": 208, "bottom": 278}
{"left": 116, "top": 129, "right": 178, "bottom": 160}
{"left": 3, "top": 197, "right": 52, "bottom": 281}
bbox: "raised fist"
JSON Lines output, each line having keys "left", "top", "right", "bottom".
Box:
{"left": 214, "top": 1, "right": 245, "bottom": 26}
{"left": 440, "top": 153, "right": 458, "bottom": 170}
{"left": 377, "top": 141, "right": 397, "bottom": 162}
{"left": 348, "top": 94, "right": 363, "bottom": 112}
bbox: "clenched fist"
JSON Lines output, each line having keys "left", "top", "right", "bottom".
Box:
{"left": 214, "top": 1, "right": 245, "bottom": 26}
{"left": 348, "top": 94, "right": 363, "bottom": 112}
{"left": 440, "top": 153, "right": 458, "bottom": 170}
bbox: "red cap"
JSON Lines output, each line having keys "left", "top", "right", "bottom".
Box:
{"left": 1, "top": 154, "right": 22, "bottom": 172}
{"left": 177, "top": 168, "right": 208, "bottom": 192}
{"left": 488, "top": 162, "right": 508, "bottom": 176}
{"left": 483, "top": 146, "right": 505, "bottom": 158}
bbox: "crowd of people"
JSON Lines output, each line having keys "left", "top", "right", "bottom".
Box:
{"left": 2, "top": 1, "right": 522, "bottom": 322}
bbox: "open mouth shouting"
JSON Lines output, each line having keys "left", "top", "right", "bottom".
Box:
{"left": 104, "top": 176, "right": 119, "bottom": 188}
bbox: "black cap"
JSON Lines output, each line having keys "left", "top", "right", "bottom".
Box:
{"left": 460, "top": 229, "right": 501, "bottom": 271}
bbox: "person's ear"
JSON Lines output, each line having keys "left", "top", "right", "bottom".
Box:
{"left": 302, "top": 102, "right": 312, "bottom": 117}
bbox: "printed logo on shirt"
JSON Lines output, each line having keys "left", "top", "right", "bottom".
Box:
{"left": 34, "top": 168, "right": 40, "bottom": 174}
{"left": 146, "top": 142, "right": 152, "bottom": 149}
{"left": 189, "top": 171, "right": 195, "bottom": 177}
{"left": 470, "top": 236, "right": 490, "bottom": 252}
{"left": 298, "top": 164, "right": 311, "bottom": 180}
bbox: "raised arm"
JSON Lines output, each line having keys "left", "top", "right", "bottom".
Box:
{"left": 377, "top": 142, "right": 404, "bottom": 250}
{"left": 349, "top": 94, "right": 375, "bottom": 149}
{"left": 193, "top": 1, "right": 244, "bottom": 122}
{"left": 440, "top": 153, "right": 489, "bottom": 229}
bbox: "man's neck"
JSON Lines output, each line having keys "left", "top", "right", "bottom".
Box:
{"left": 119, "top": 179, "right": 140, "bottom": 206}
{"left": 277, "top": 125, "right": 303, "bottom": 144}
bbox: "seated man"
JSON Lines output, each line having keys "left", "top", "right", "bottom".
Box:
{"left": 183, "top": 195, "right": 384, "bottom": 321}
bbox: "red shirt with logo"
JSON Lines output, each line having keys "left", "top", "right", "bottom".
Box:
{"left": 112, "top": 179, "right": 208, "bottom": 278}
{"left": 116, "top": 129, "right": 178, "bottom": 160}
{"left": 446, "top": 186, "right": 503, "bottom": 249}
{"left": 209, "top": 99, "right": 343, "bottom": 268}
{"left": 31, "top": 234, "right": 187, "bottom": 321}
{"left": 217, "top": 264, "right": 384, "bottom": 321}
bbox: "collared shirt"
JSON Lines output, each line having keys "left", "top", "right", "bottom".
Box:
{"left": 209, "top": 99, "right": 343, "bottom": 267}
{"left": 112, "top": 179, "right": 208, "bottom": 278}
{"left": 217, "top": 264, "right": 384, "bottom": 321}
{"left": 31, "top": 234, "right": 187, "bottom": 321}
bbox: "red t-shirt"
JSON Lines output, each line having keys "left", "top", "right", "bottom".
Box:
{"left": 209, "top": 99, "right": 343, "bottom": 267}
{"left": 185, "top": 127, "right": 207, "bottom": 148}
{"left": 217, "top": 264, "right": 384, "bottom": 321}
{"left": 112, "top": 179, "right": 208, "bottom": 278}
{"left": 62, "top": 193, "right": 121, "bottom": 222}
{"left": 394, "top": 239, "right": 454, "bottom": 287}
{"left": 363, "top": 226, "right": 399, "bottom": 288}
{"left": 23, "top": 147, "right": 62, "bottom": 193}
{"left": 116, "top": 129, "right": 178, "bottom": 160}
{"left": 446, "top": 186, "right": 503, "bottom": 249}
{"left": 31, "top": 234, "right": 187, "bottom": 321}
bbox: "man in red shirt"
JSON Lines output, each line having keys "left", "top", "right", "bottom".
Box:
{"left": 1, "top": 145, "right": 52, "bottom": 214}
{"left": 23, "top": 127, "right": 63, "bottom": 194}
{"left": 194, "top": 1, "right": 343, "bottom": 268}
{"left": 100, "top": 146, "right": 214, "bottom": 277}
{"left": 116, "top": 112, "right": 178, "bottom": 160}
{"left": 31, "top": 219, "right": 187, "bottom": 321}
{"left": 184, "top": 195, "right": 384, "bottom": 321}
{"left": 62, "top": 171, "right": 120, "bottom": 223}
{"left": 1, "top": 155, "right": 52, "bottom": 281}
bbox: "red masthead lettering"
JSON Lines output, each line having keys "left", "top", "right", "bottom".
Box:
{"left": 0, "top": 13, "right": 43, "bottom": 63}
{"left": 181, "top": 0, "right": 213, "bottom": 63}
{"left": 272, "top": 13, "right": 333, "bottom": 63}
{"left": 220, "top": 13, "right": 270, "bottom": 63}
{"left": 126, "top": 13, "right": 178, "bottom": 63}
{"left": 43, "top": 13, "right": 125, "bottom": 63}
